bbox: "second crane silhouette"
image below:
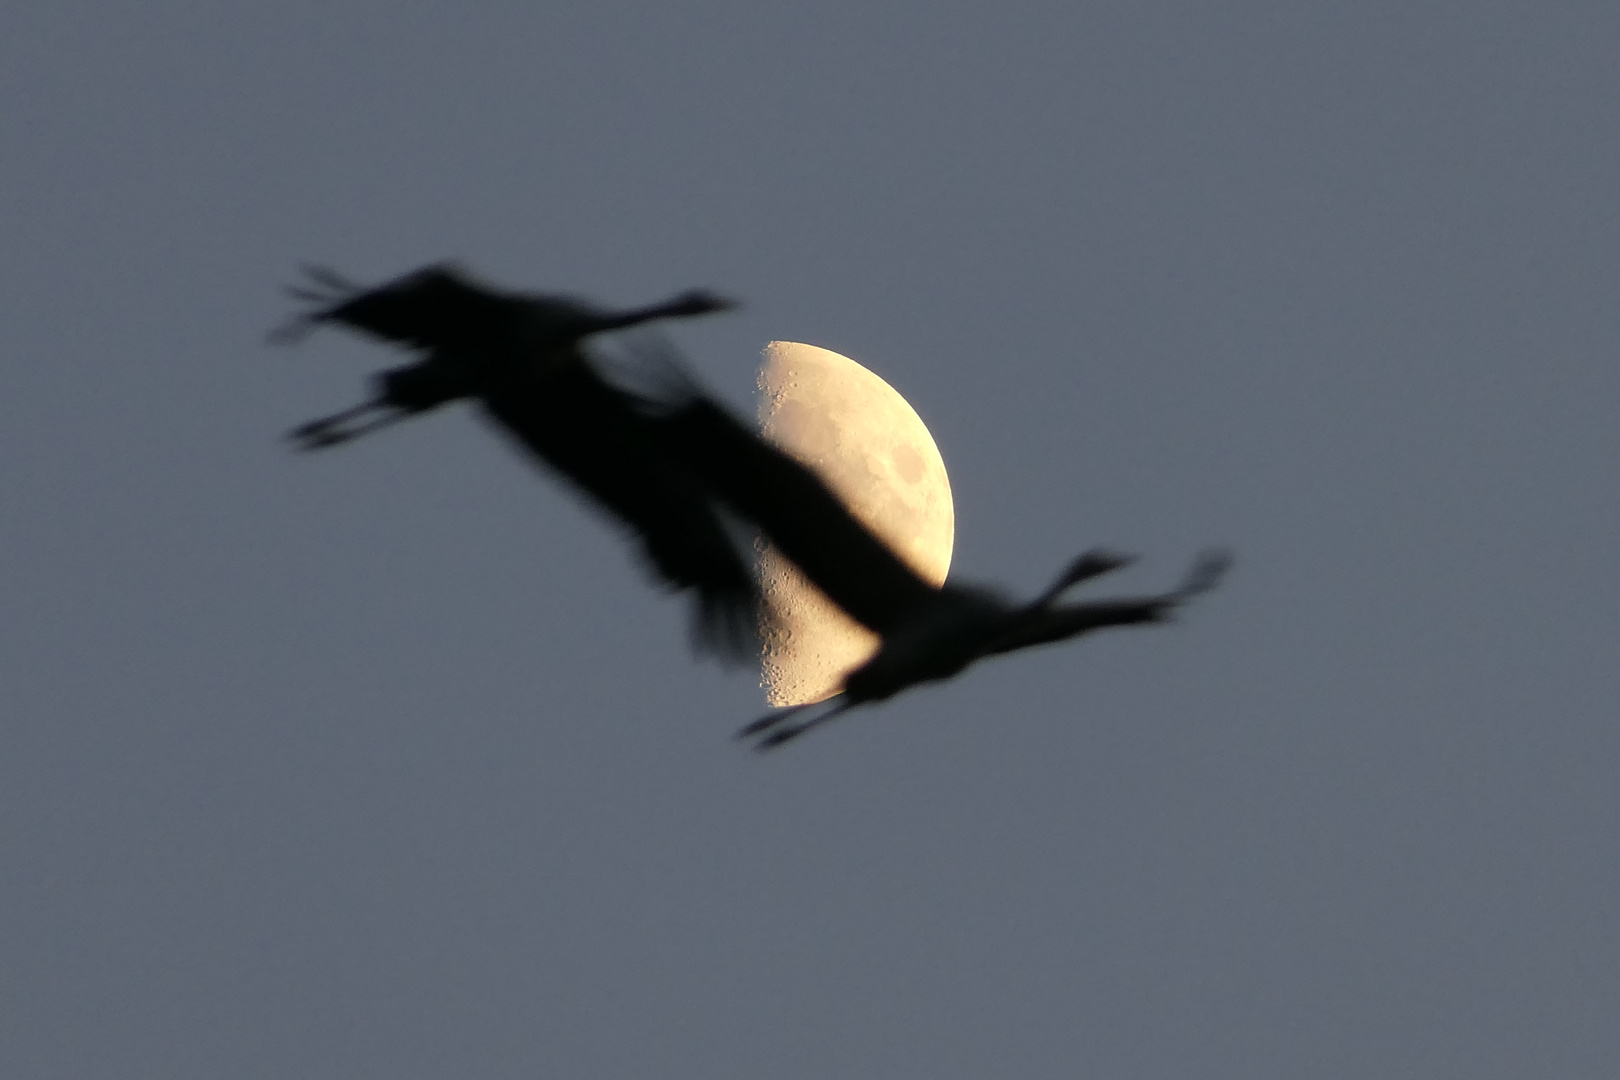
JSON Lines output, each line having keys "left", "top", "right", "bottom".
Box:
{"left": 639, "top": 375, "right": 1230, "bottom": 747}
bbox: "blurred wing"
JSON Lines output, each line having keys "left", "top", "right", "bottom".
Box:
{"left": 480, "top": 362, "right": 760, "bottom": 662}
{"left": 642, "top": 380, "right": 940, "bottom": 635}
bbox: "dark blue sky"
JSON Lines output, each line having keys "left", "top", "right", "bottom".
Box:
{"left": 3, "top": 3, "right": 1617, "bottom": 1077}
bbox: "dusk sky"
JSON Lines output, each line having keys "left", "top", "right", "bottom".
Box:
{"left": 3, "top": 3, "right": 1618, "bottom": 1077}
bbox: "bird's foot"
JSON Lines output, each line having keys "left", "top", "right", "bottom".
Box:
{"left": 737, "top": 697, "right": 854, "bottom": 751}
{"left": 736, "top": 702, "right": 814, "bottom": 741}
{"left": 1171, "top": 549, "right": 1233, "bottom": 600}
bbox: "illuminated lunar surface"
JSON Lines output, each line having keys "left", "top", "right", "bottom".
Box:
{"left": 757, "top": 341, "right": 954, "bottom": 705}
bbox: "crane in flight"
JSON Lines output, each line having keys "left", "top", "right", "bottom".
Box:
{"left": 637, "top": 367, "right": 1231, "bottom": 748}
{"left": 277, "top": 263, "right": 759, "bottom": 659}
{"left": 278, "top": 264, "right": 1229, "bottom": 745}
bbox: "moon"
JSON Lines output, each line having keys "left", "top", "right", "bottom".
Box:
{"left": 756, "top": 341, "right": 954, "bottom": 705}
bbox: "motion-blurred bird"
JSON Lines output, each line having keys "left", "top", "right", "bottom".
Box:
{"left": 279, "top": 264, "right": 1229, "bottom": 741}
{"left": 277, "top": 263, "right": 758, "bottom": 658}
{"left": 639, "top": 369, "right": 1232, "bottom": 748}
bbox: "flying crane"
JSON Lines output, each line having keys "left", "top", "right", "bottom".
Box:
{"left": 641, "top": 382, "right": 1231, "bottom": 747}
{"left": 278, "top": 263, "right": 758, "bottom": 658}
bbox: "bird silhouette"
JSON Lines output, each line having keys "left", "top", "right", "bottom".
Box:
{"left": 279, "top": 264, "right": 1229, "bottom": 740}
{"left": 277, "top": 263, "right": 759, "bottom": 659}
{"left": 632, "top": 363, "right": 1232, "bottom": 748}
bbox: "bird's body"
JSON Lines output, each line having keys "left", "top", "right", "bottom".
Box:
{"left": 636, "top": 369, "right": 1231, "bottom": 747}
{"left": 281, "top": 264, "right": 758, "bottom": 658}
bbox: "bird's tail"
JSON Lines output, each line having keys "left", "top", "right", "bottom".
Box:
{"left": 1033, "top": 547, "right": 1137, "bottom": 606}
{"left": 286, "top": 399, "right": 407, "bottom": 449}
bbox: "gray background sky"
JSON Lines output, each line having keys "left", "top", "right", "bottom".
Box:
{"left": 3, "top": 2, "right": 1618, "bottom": 1077}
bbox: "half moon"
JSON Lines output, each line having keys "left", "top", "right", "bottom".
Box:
{"left": 756, "top": 341, "right": 954, "bottom": 706}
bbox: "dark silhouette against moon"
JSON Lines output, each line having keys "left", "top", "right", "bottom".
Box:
{"left": 640, "top": 379, "right": 1231, "bottom": 748}
{"left": 756, "top": 342, "right": 955, "bottom": 707}
{"left": 281, "top": 264, "right": 1229, "bottom": 747}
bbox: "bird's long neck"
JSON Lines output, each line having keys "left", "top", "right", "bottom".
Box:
{"left": 585, "top": 297, "right": 693, "bottom": 334}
